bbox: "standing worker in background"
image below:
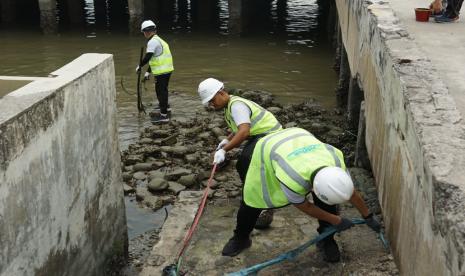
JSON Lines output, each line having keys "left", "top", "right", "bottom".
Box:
{"left": 197, "top": 78, "right": 282, "bottom": 238}
{"left": 136, "top": 20, "right": 174, "bottom": 123}
{"left": 222, "top": 127, "right": 381, "bottom": 260}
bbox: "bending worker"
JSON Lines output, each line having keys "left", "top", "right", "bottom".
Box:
{"left": 220, "top": 127, "right": 381, "bottom": 261}
{"left": 198, "top": 78, "right": 282, "bottom": 231}
{"left": 136, "top": 20, "right": 174, "bottom": 124}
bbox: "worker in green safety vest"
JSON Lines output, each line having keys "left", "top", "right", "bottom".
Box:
{"left": 136, "top": 20, "right": 174, "bottom": 124}
{"left": 221, "top": 127, "right": 382, "bottom": 261}
{"left": 197, "top": 78, "right": 282, "bottom": 230}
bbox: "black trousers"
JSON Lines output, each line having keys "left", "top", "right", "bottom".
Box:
{"left": 446, "top": 0, "right": 464, "bottom": 17}
{"left": 234, "top": 135, "right": 264, "bottom": 239}
{"left": 233, "top": 136, "right": 339, "bottom": 239}
{"left": 155, "top": 72, "right": 171, "bottom": 114}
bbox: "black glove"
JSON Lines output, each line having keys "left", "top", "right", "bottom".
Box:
{"left": 334, "top": 217, "right": 354, "bottom": 232}
{"left": 364, "top": 213, "right": 381, "bottom": 233}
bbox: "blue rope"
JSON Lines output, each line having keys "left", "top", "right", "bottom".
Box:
{"left": 226, "top": 218, "right": 368, "bottom": 276}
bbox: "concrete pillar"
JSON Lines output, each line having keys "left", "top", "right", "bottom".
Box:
{"left": 354, "top": 101, "right": 370, "bottom": 169}
{"left": 66, "top": 0, "right": 84, "bottom": 25}
{"left": 347, "top": 76, "right": 364, "bottom": 129}
{"left": 177, "top": 0, "right": 189, "bottom": 28}
{"left": 128, "top": 0, "right": 143, "bottom": 35}
{"left": 228, "top": 0, "right": 240, "bottom": 34}
{"left": 228, "top": 0, "right": 251, "bottom": 35}
{"left": 195, "top": 0, "right": 216, "bottom": 25}
{"left": 94, "top": 0, "right": 107, "bottom": 27}
{"left": 335, "top": 45, "right": 350, "bottom": 108}
{"left": 1, "top": 0, "right": 16, "bottom": 24}
{"left": 38, "top": 0, "right": 58, "bottom": 34}
{"left": 144, "top": 0, "right": 161, "bottom": 24}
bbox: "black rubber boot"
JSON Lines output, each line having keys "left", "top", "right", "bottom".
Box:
{"left": 221, "top": 235, "right": 252, "bottom": 257}
{"left": 316, "top": 236, "right": 340, "bottom": 262}
{"left": 254, "top": 209, "right": 274, "bottom": 229}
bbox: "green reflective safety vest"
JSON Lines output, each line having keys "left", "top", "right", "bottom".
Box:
{"left": 149, "top": 35, "right": 174, "bottom": 76}
{"left": 243, "top": 127, "right": 346, "bottom": 209}
{"left": 224, "top": 96, "right": 282, "bottom": 136}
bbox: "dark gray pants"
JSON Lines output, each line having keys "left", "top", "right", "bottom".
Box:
{"left": 155, "top": 72, "right": 171, "bottom": 114}
{"left": 446, "top": 0, "right": 464, "bottom": 17}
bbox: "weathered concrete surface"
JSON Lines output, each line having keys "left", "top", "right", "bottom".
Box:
{"left": 139, "top": 172, "right": 396, "bottom": 276}
{"left": 139, "top": 191, "right": 203, "bottom": 276}
{"left": 390, "top": 0, "right": 465, "bottom": 120}
{"left": 0, "top": 54, "right": 127, "bottom": 275}
{"left": 336, "top": 0, "right": 465, "bottom": 275}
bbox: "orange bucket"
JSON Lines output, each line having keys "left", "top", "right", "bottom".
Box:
{"left": 415, "top": 8, "right": 430, "bottom": 22}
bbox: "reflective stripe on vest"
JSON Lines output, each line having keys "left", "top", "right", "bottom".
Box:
{"left": 149, "top": 36, "right": 174, "bottom": 76}
{"left": 243, "top": 128, "right": 346, "bottom": 209}
{"left": 224, "top": 96, "right": 282, "bottom": 136}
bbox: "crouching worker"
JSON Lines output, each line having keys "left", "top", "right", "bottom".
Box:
{"left": 198, "top": 78, "right": 282, "bottom": 229}
{"left": 222, "top": 127, "right": 381, "bottom": 261}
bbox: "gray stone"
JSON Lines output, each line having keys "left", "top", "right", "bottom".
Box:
{"left": 135, "top": 187, "right": 150, "bottom": 201}
{"left": 177, "top": 174, "right": 198, "bottom": 187}
{"left": 133, "top": 172, "right": 147, "bottom": 180}
{"left": 202, "top": 179, "right": 219, "bottom": 189}
{"left": 185, "top": 153, "right": 200, "bottom": 164}
{"left": 198, "top": 132, "right": 210, "bottom": 139}
{"left": 124, "top": 154, "right": 144, "bottom": 165}
{"left": 148, "top": 178, "right": 169, "bottom": 192}
{"left": 122, "top": 172, "right": 132, "bottom": 182}
{"left": 215, "top": 175, "right": 228, "bottom": 182}
{"left": 161, "top": 134, "right": 178, "bottom": 146}
{"left": 133, "top": 163, "right": 153, "bottom": 172}
{"left": 267, "top": 106, "right": 282, "bottom": 113}
{"left": 152, "top": 161, "right": 165, "bottom": 169}
{"left": 228, "top": 190, "right": 241, "bottom": 197}
{"left": 148, "top": 170, "right": 165, "bottom": 181}
{"left": 285, "top": 121, "right": 298, "bottom": 128}
{"left": 123, "top": 183, "right": 135, "bottom": 194}
{"left": 168, "top": 182, "right": 186, "bottom": 194}
{"left": 144, "top": 195, "right": 163, "bottom": 210}
{"left": 150, "top": 129, "right": 171, "bottom": 138}
{"left": 211, "top": 127, "right": 225, "bottom": 138}
{"left": 140, "top": 138, "right": 153, "bottom": 144}
{"left": 171, "top": 146, "right": 189, "bottom": 156}
{"left": 164, "top": 168, "right": 192, "bottom": 181}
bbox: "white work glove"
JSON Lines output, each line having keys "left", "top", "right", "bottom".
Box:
{"left": 144, "top": 72, "right": 150, "bottom": 80}
{"left": 213, "top": 149, "right": 226, "bottom": 164}
{"left": 135, "top": 65, "right": 141, "bottom": 73}
{"left": 216, "top": 138, "right": 229, "bottom": 150}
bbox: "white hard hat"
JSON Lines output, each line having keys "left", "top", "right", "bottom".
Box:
{"left": 313, "top": 167, "right": 354, "bottom": 205}
{"left": 141, "top": 20, "right": 156, "bottom": 32}
{"left": 198, "top": 78, "right": 224, "bottom": 106}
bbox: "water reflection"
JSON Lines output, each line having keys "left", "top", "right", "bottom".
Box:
{"left": 0, "top": 0, "right": 337, "bottom": 149}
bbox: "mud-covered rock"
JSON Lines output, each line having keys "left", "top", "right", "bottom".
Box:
{"left": 133, "top": 163, "right": 153, "bottom": 172}
{"left": 164, "top": 168, "right": 192, "bottom": 181}
{"left": 168, "top": 182, "right": 186, "bottom": 194}
{"left": 133, "top": 171, "right": 147, "bottom": 180}
{"left": 177, "top": 174, "right": 198, "bottom": 187}
{"left": 148, "top": 178, "right": 169, "bottom": 192}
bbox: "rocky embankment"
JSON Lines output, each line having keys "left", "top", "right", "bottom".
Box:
{"left": 120, "top": 90, "right": 398, "bottom": 275}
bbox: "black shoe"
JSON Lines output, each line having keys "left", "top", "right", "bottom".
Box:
{"left": 254, "top": 209, "right": 274, "bottom": 229}
{"left": 151, "top": 113, "right": 170, "bottom": 124}
{"left": 317, "top": 236, "right": 340, "bottom": 262}
{"left": 221, "top": 236, "right": 252, "bottom": 257}
{"left": 153, "top": 104, "right": 172, "bottom": 112}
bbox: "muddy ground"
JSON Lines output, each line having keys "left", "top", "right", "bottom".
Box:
{"left": 117, "top": 89, "right": 399, "bottom": 275}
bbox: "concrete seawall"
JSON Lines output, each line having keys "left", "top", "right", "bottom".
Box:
{"left": 0, "top": 54, "right": 127, "bottom": 275}
{"left": 336, "top": 0, "right": 465, "bottom": 275}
